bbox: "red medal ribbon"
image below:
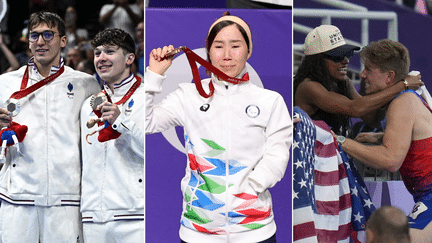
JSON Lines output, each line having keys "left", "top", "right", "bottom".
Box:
{"left": 86, "top": 76, "right": 141, "bottom": 144}
{"left": 179, "top": 47, "right": 249, "bottom": 98}
{"left": 94, "top": 76, "right": 141, "bottom": 123}
{"left": 10, "top": 65, "right": 65, "bottom": 100}
{"left": 93, "top": 76, "right": 141, "bottom": 122}
{"left": 113, "top": 76, "right": 142, "bottom": 105}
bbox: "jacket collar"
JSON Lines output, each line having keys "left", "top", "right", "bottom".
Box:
{"left": 103, "top": 73, "right": 136, "bottom": 103}
{"left": 210, "top": 66, "right": 250, "bottom": 95}
{"left": 28, "top": 57, "right": 65, "bottom": 79}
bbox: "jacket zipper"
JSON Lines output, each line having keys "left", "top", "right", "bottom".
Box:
{"left": 45, "top": 85, "right": 50, "bottom": 205}
{"left": 225, "top": 93, "right": 232, "bottom": 243}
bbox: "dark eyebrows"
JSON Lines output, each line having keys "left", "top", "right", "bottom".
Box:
{"left": 213, "top": 39, "right": 244, "bottom": 44}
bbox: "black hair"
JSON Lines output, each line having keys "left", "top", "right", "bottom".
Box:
{"left": 294, "top": 54, "right": 350, "bottom": 99}
{"left": 206, "top": 13, "right": 250, "bottom": 64}
{"left": 91, "top": 28, "right": 136, "bottom": 55}
{"left": 294, "top": 53, "right": 352, "bottom": 135}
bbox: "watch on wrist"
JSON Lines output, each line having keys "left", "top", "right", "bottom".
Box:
{"left": 337, "top": 135, "right": 346, "bottom": 145}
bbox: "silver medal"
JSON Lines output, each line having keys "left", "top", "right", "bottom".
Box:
{"left": 5, "top": 98, "right": 20, "bottom": 117}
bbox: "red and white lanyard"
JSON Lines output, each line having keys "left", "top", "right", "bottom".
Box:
{"left": 10, "top": 65, "right": 65, "bottom": 100}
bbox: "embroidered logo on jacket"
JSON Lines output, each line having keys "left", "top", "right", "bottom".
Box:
{"left": 67, "top": 82, "right": 74, "bottom": 99}
{"left": 245, "top": 105, "right": 260, "bottom": 118}
{"left": 200, "top": 104, "right": 210, "bottom": 112}
{"left": 124, "top": 99, "right": 134, "bottom": 116}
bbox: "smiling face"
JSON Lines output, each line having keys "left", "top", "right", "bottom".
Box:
{"left": 93, "top": 44, "right": 134, "bottom": 86}
{"left": 324, "top": 56, "right": 350, "bottom": 81}
{"left": 209, "top": 24, "right": 249, "bottom": 78}
{"left": 29, "top": 23, "right": 66, "bottom": 70}
{"left": 361, "top": 60, "right": 391, "bottom": 95}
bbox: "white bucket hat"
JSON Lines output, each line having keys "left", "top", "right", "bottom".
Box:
{"left": 303, "top": 25, "right": 360, "bottom": 56}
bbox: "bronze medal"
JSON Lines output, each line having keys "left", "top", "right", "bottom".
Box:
{"left": 90, "top": 92, "right": 109, "bottom": 110}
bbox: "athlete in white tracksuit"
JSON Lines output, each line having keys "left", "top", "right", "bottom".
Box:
{"left": 0, "top": 12, "right": 101, "bottom": 242}
{"left": 0, "top": 59, "right": 100, "bottom": 241}
{"left": 147, "top": 13, "right": 292, "bottom": 242}
{"left": 80, "top": 74, "right": 144, "bottom": 238}
{"left": 79, "top": 28, "right": 144, "bottom": 243}
{"left": 146, "top": 66, "right": 292, "bottom": 242}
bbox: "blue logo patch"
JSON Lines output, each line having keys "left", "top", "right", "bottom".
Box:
{"left": 128, "top": 99, "right": 134, "bottom": 109}
{"left": 68, "top": 82, "right": 74, "bottom": 92}
{"left": 67, "top": 82, "right": 75, "bottom": 99}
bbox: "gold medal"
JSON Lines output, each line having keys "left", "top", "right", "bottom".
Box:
{"left": 5, "top": 98, "right": 20, "bottom": 117}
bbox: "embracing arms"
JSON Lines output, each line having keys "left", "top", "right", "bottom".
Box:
{"left": 338, "top": 93, "right": 418, "bottom": 172}
{"left": 295, "top": 76, "right": 422, "bottom": 125}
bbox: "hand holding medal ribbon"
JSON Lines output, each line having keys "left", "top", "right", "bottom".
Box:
{"left": 162, "top": 46, "right": 249, "bottom": 98}
{"left": 85, "top": 76, "right": 141, "bottom": 144}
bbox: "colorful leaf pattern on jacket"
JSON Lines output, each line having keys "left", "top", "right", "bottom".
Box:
{"left": 181, "top": 135, "right": 271, "bottom": 234}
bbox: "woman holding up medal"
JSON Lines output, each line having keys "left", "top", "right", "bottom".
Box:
{"left": 146, "top": 12, "right": 292, "bottom": 243}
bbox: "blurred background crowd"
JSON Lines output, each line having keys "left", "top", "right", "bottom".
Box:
{"left": 0, "top": 0, "right": 144, "bottom": 78}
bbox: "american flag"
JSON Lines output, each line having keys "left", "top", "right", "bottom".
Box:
{"left": 293, "top": 107, "right": 376, "bottom": 243}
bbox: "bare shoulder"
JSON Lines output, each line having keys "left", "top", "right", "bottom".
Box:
{"left": 389, "top": 91, "right": 420, "bottom": 108}
{"left": 387, "top": 91, "right": 419, "bottom": 118}
{"left": 295, "top": 78, "right": 327, "bottom": 99}
{"left": 296, "top": 78, "right": 322, "bottom": 90}
{"left": 294, "top": 78, "right": 318, "bottom": 108}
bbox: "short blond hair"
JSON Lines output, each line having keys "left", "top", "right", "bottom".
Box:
{"left": 360, "top": 39, "right": 410, "bottom": 83}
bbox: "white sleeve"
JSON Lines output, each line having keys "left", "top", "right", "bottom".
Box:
{"left": 145, "top": 67, "right": 185, "bottom": 134}
{"left": 112, "top": 95, "right": 144, "bottom": 159}
{"left": 248, "top": 95, "right": 293, "bottom": 193}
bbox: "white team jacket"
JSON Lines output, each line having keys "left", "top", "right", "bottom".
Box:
{"left": 146, "top": 68, "right": 292, "bottom": 243}
{"left": 0, "top": 62, "right": 100, "bottom": 206}
{"left": 80, "top": 74, "right": 144, "bottom": 223}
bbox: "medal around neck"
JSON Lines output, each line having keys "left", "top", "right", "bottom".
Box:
{"left": 5, "top": 98, "right": 20, "bottom": 117}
